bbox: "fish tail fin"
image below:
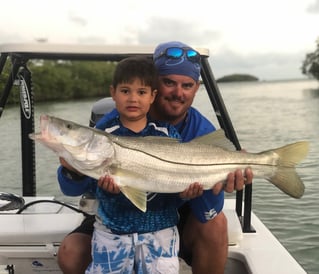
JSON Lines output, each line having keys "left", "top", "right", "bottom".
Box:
{"left": 275, "top": 141, "right": 310, "bottom": 167}
{"left": 267, "top": 141, "right": 309, "bottom": 198}
{"left": 120, "top": 186, "right": 147, "bottom": 212}
{"left": 268, "top": 167, "right": 305, "bottom": 198}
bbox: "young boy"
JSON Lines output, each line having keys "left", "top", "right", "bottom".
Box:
{"left": 58, "top": 56, "right": 198, "bottom": 274}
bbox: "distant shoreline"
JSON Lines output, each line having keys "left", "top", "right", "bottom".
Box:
{"left": 216, "top": 74, "right": 259, "bottom": 83}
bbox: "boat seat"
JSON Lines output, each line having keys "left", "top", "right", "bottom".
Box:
{"left": 0, "top": 194, "right": 243, "bottom": 246}
{"left": 0, "top": 210, "right": 242, "bottom": 246}
{"left": 90, "top": 97, "right": 115, "bottom": 127}
{"left": 0, "top": 197, "right": 85, "bottom": 245}
{"left": 0, "top": 213, "right": 84, "bottom": 245}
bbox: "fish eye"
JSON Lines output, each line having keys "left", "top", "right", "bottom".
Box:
{"left": 66, "top": 123, "right": 72, "bottom": 129}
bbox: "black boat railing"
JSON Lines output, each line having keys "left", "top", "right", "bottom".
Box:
{"left": 201, "top": 57, "right": 255, "bottom": 233}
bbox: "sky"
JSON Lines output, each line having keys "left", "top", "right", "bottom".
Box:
{"left": 1, "top": 0, "right": 319, "bottom": 81}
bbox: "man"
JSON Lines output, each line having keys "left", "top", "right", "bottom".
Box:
{"left": 57, "top": 41, "right": 253, "bottom": 274}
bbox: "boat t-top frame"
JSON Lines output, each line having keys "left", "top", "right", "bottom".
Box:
{"left": 0, "top": 43, "right": 254, "bottom": 233}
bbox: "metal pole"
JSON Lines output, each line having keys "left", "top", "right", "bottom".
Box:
{"left": 18, "top": 64, "right": 36, "bottom": 196}
{"left": 200, "top": 57, "right": 254, "bottom": 232}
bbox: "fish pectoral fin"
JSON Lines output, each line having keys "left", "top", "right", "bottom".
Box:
{"left": 120, "top": 186, "right": 147, "bottom": 212}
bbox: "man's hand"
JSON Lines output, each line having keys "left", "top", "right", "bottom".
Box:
{"left": 180, "top": 182, "right": 204, "bottom": 199}
{"left": 213, "top": 167, "right": 253, "bottom": 195}
{"left": 97, "top": 175, "right": 120, "bottom": 194}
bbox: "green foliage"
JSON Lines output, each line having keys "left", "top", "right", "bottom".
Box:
{"left": 0, "top": 62, "right": 9, "bottom": 88}
{"left": 0, "top": 59, "right": 116, "bottom": 105}
{"left": 302, "top": 38, "right": 319, "bottom": 80}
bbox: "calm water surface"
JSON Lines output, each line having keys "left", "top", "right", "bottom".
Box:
{"left": 1, "top": 79, "right": 318, "bottom": 273}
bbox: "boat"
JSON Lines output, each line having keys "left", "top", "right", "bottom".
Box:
{"left": 0, "top": 43, "right": 306, "bottom": 274}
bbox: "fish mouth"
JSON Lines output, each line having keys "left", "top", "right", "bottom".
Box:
{"left": 29, "top": 114, "right": 50, "bottom": 141}
{"left": 40, "top": 114, "right": 49, "bottom": 123}
{"left": 39, "top": 114, "right": 50, "bottom": 138}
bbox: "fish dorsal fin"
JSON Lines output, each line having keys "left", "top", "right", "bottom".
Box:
{"left": 190, "top": 129, "right": 236, "bottom": 151}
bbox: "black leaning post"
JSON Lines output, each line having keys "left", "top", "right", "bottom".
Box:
{"left": 200, "top": 57, "right": 253, "bottom": 232}
{"left": 18, "top": 63, "right": 36, "bottom": 196}
{"left": 243, "top": 184, "right": 255, "bottom": 232}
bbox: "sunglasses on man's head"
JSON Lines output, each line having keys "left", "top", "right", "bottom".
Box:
{"left": 155, "top": 47, "right": 201, "bottom": 63}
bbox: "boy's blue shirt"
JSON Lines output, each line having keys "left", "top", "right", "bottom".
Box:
{"left": 57, "top": 106, "right": 224, "bottom": 223}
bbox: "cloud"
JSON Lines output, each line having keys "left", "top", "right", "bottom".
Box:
{"left": 0, "top": 0, "right": 315, "bottom": 80}
{"left": 137, "top": 17, "right": 221, "bottom": 46}
{"left": 306, "top": 0, "right": 319, "bottom": 12}
{"left": 0, "top": 30, "right": 26, "bottom": 44}
{"left": 210, "top": 49, "right": 307, "bottom": 80}
{"left": 68, "top": 11, "right": 88, "bottom": 27}
{"left": 134, "top": 17, "right": 307, "bottom": 80}
{"left": 76, "top": 36, "right": 106, "bottom": 44}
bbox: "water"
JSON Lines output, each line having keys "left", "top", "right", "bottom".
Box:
{"left": 1, "top": 79, "right": 319, "bottom": 273}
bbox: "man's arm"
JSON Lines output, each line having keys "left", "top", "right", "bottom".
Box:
{"left": 183, "top": 107, "right": 254, "bottom": 222}
{"left": 57, "top": 158, "right": 96, "bottom": 196}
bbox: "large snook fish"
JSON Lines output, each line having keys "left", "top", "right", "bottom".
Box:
{"left": 29, "top": 114, "right": 309, "bottom": 212}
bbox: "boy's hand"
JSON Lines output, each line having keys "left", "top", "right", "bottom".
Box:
{"left": 98, "top": 175, "right": 120, "bottom": 194}
{"left": 180, "top": 182, "right": 203, "bottom": 199}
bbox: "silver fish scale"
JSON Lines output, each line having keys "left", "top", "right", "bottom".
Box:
{"left": 109, "top": 142, "right": 278, "bottom": 193}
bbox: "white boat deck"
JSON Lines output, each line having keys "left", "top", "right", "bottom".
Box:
{"left": 225, "top": 200, "right": 306, "bottom": 274}
{"left": 0, "top": 197, "right": 305, "bottom": 274}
